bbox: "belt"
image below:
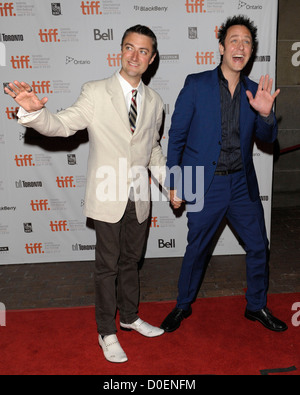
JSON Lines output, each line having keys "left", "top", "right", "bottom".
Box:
{"left": 215, "top": 168, "right": 242, "bottom": 176}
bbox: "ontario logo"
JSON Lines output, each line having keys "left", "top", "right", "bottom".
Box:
{"left": 66, "top": 56, "right": 91, "bottom": 65}
{"left": 238, "top": 1, "right": 262, "bottom": 10}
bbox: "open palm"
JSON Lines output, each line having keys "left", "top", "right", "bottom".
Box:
{"left": 4, "top": 81, "right": 48, "bottom": 112}
{"left": 246, "top": 75, "right": 280, "bottom": 118}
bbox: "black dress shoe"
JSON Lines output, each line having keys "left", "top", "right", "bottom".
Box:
{"left": 245, "top": 307, "right": 288, "bottom": 332}
{"left": 160, "top": 307, "right": 192, "bottom": 333}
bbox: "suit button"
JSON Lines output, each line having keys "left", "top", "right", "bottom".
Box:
{"left": 212, "top": 161, "right": 216, "bottom": 165}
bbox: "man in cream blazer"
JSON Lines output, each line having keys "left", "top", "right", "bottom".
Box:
{"left": 6, "top": 25, "right": 166, "bottom": 363}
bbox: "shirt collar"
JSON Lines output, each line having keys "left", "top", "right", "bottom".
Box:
{"left": 217, "top": 65, "right": 246, "bottom": 88}
{"left": 116, "top": 71, "right": 143, "bottom": 96}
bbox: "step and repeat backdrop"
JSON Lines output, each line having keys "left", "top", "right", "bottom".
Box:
{"left": 0, "top": 0, "right": 278, "bottom": 264}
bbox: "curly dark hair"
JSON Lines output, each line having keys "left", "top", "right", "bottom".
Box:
{"left": 218, "top": 15, "right": 258, "bottom": 51}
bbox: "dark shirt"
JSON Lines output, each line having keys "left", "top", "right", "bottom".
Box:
{"left": 216, "top": 66, "right": 244, "bottom": 172}
{"left": 216, "top": 66, "right": 274, "bottom": 172}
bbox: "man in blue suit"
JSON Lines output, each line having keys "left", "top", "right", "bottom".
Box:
{"left": 161, "top": 16, "right": 287, "bottom": 333}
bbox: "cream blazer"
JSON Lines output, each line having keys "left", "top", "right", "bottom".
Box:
{"left": 18, "top": 73, "right": 166, "bottom": 223}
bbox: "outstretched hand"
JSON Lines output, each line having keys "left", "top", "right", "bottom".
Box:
{"left": 4, "top": 81, "right": 48, "bottom": 113}
{"left": 246, "top": 75, "right": 280, "bottom": 118}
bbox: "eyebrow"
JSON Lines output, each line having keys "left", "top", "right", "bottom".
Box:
{"left": 123, "top": 42, "right": 151, "bottom": 52}
{"left": 229, "top": 34, "right": 252, "bottom": 40}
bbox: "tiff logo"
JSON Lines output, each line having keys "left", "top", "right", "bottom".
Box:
{"left": 25, "top": 243, "right": 44, "bottom": 254}
{"left": 0, "top": 42, "right": 5, "bottom": 66}
{"left": 14, "top": 154, "right": 35, "bottom": 167}
{"left": 0, "top": 302, "right": 5, "bottom": 327}
{"left": 80, "top": 1, "right": 102, "bottom": 15}
{"left": 50, "top": 220, "right": 69, "bottom": 232}
{"left": 56, "top": 176, "right": 75, "bottom": 188}
{"left": 10, "top": 55, "right": 32, "bottom": 69}
{"left": 150, "top": 217, "right": 159, "bottom": 228}
{"left": 185, "top": 0, "right": 206, "bottom": 13}
{"left": 38, "top": 29, "right": 60, "bottom": 43}
{"left": 30, "top": 199, "right": 50, "bottom": 211}
{"left": 195, "top": 51, "right": 215, "bottom": 65}
{"left": 5, "top": 106, "right": 19, "bottom": 120}
{"left": 0, "top": 2, "right": 15, "bottom": 16}
{"left": 32, "top": 81, "right": 52, "bottom": 94}
{"left": 107, "top": 53, "right": 121, "bottom": 67}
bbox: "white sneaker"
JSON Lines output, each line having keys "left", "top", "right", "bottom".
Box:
{"left": 98, "top": 334, "right": 128, "bottom": 363}
{"left": 120, "top": 318, "right": 164, "bottom": 337}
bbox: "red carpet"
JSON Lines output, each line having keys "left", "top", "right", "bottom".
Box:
{"left": 1, "top": 293, "right": 299, "bottom": 375}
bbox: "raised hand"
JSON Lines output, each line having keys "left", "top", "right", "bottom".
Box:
{"left": 4, "top": 81, "right": 48, "bottom": 112}
{"left": 246, "top": 75, "right": 280, "bottom": 118}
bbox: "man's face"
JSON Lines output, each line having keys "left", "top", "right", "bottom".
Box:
{"left": 120, "top": 32, "right": 156, "bottom": 86}
{"left": 219, "top": 25, "right": 253, "bottom": 75}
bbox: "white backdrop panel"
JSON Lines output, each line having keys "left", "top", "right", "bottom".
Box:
{"left": 0, "top": 0, "right": 278, "bottom": 264}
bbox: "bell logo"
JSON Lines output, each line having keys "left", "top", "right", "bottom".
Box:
{"left": 0, "top": 2, "right": 15, "bottom": 16}
{"left": 158, "top": 239, "right": 176, "bottom": 248}
{"left": 185, "top": 0, "right": 206, "bottom": 13}
{"left": 80, "top": 1, "right": 102, "bottom": 15}
{"left": 94, "top": 29, "right": 114, "bottom": 41}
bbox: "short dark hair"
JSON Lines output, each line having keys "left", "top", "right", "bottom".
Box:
{"left": 121, "top": 25, "right": 158, "bottom": 56}
{"left": 218, "top": 15, "right": 258, "bottom": 51}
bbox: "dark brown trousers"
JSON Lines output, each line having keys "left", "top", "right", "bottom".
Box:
{"left": 94, "top": 198, "right": 148, "bottom": 336}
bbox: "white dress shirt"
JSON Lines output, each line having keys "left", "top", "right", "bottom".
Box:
{"left": 116, "top": 70, "right": 143, "bottom": 124}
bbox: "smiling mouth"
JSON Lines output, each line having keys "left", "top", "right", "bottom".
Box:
{"left": 233, "top": 55, "right": 244, "bottom": 61}
{"left": 128, "top": 61, "right": 139, "bottom": 67}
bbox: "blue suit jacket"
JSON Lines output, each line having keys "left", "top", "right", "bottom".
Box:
{"left": 166, "top": 67, "right": 278, "bottom": 203}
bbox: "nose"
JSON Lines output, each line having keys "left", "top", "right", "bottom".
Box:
{"left": 238, "top": 40, "right": 244, "bottom": 50}
{"left": 130, "top": 50, "right": 138, "bottom": 61}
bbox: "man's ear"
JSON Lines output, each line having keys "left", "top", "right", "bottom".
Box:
{"left": 219, "top": 43, "right": 224, "bottom": 56}
{"left": 149, "top": 53, "right": 156, "bottom": 65}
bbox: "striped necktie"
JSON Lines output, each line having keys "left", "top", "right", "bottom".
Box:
{"left": 129, "top": 89, "right": 138, "bottom": 133}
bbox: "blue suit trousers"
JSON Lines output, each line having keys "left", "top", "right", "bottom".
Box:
{"left": 177, "top": 170, "right": 269, "bottom": 312}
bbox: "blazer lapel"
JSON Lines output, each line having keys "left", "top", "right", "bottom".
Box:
{"left": 210, "top": 68, "right": 222, "bottom": 139}
{"left": 107, "top": 74, "right": 132, "bottom": 134}
{"left": 135, "top": 84, "right": 153, "bottom": 134}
